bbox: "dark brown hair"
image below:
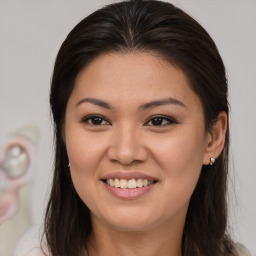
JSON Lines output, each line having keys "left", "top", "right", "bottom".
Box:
{"left": 46, "top": 1, "right": 237, "bottom": 255}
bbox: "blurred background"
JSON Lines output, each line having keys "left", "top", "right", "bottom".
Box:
{"left": 0, "top": 0, "right": 255, "bottom": 255}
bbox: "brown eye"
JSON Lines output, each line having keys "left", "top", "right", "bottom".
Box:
{"left": 2, "top": 145, "right": 29, "bottom": 178}
{"left": 151, "top": 117, "right": 165, "bottom": 126}
{"left": 145, "top": 115, "right": 176, "bottom": 126}
{"left": 82, "top": 115, "right": 110, "bottom": 125}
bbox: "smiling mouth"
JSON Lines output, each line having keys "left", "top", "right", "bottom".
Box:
{"left": 102, "top": 178, "right": 158, "bottom": 189}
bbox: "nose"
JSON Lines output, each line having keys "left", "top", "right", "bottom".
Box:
{"left": 107, "top": 124, "right": 148, "bottom": 166}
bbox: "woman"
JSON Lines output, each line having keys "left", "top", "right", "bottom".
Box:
{"left": 40, "top": 0, "right": 249, "bottom": 255}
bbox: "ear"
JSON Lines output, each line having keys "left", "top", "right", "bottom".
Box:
{"left": 203, "top": 111, "right": 228, "bottom": 165}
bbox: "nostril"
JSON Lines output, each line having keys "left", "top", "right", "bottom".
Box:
{"left": 107, "top": 136, "right": 148, "bottom": 165}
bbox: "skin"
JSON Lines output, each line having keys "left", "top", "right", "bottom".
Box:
{"left": 65, "top": 52, "right": 227, "bottom": 256}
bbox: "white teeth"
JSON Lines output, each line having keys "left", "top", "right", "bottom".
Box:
{"left": 106, "top": 178, "right": 155, "bottom": 188}
{"left": 128, "top": 179, "right": 137, "bottom": 189}
{"left": 137, "top": 179, "right": 143, "bottom": 188}
{"left": 109, "top": 179, "right": 115, "bottom": 186}
{"left": 114, "top": 178, "right": 120, "bottom": 188}
{"left": 143, "top": 179, "right": 148, "bottom": 187}
{"left": 120, "top": 179, "right": 128, "bottom": 188}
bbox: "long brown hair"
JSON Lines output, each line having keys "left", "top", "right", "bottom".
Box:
{"left": 46, "top": 1, "right": 237, "bottom": 255}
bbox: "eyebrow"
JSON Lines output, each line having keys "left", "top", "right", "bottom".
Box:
{"left": 76, "top": 97, "right": 185, "bottom": 110}
{"left": 138, "top": 97, "right": 186, "bottom": 110}
{"left": 76, "top": 98, "right": 112, "bottom": 109}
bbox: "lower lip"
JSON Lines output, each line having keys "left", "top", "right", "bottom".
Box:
{"left": 102, "top": 181, "right": 156, "bottom": 199}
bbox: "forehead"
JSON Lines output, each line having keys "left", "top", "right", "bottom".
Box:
{"left": 71, "top": 52, "right": 199, "bottom": 106}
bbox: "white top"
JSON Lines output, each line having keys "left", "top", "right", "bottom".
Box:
{"left": 13, "top": 226, "right": 48, "bottom": 256}
{"left": 14, "top": 226, "right": 251, "bottom": 256}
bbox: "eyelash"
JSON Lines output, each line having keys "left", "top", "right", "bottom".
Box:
{"left": 145, "top": 115, "right": 177, "bottom": 126}
{"left": 81, "top": 115, "right": 110, "bottom": 126}
{"left": 81, "top": 115, "right": 177, "bottom": 127}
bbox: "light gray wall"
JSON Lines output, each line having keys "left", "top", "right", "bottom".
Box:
{"left": 0, "top": 0, "right": 255, "bottom": 253}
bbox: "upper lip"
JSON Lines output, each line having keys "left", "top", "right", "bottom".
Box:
{"left": 101, "top": 171, "right": 158, "bottom": 181}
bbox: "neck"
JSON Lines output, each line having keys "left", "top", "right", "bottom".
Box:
{"left": 86, "top": 216, "right": 184, "bottom": 256}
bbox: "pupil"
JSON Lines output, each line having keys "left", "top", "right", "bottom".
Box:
{"left": 92, "top": 117, "right": 102, "bottom": 125}
{"left": 152, "top": 117, "right": 162, "bottom": 125}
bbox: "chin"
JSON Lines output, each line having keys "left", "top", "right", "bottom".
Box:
{"left": 97, "top": 206, "right": 160, "bottom": 232}
{"left": 109, "top": 218, "right": 155, "bottom": 232}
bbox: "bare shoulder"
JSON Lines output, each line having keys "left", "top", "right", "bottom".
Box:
{"left": 13, "top": 226, "right": 49, "bottom": 256}
{"left": 235, "top": 243, "right": 252, "bottom": 256}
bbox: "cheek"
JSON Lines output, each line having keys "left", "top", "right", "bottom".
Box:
{"left": 150, "top": 129, "right": 205, "bottom": 204}
{"left": 65, "top": 132, "right": 107, "bottom": 201}
{"left": 151, "top": 128, "right": 205, "bottom": 172}
{"left": 66, "top": 129, "right": 105, "bottom": 170}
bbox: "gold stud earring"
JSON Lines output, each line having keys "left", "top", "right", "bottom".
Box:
{"left": 209, "top": 157, "right": 215, "bottom": 165}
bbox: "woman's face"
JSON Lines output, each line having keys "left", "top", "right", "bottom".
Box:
{"left": 65, "top": 52, "right": 212, "bottom": 232}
